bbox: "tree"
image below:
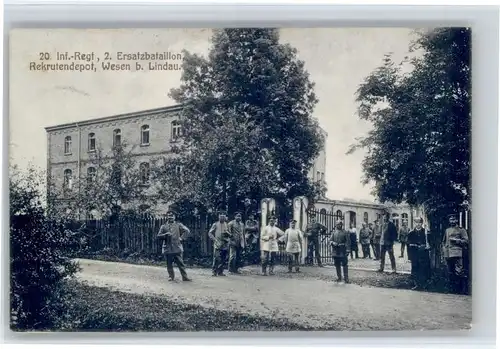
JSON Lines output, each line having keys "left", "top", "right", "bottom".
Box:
{"left": 349, "top": 28, "right": 471, "bottom": 221}
{"left": 62, "top": 143, "right": 157, "bottom": 219}
{"left": 153, "top": 28, "right": 325, "bottom": 213}
{"left": 10, "top": 164, "right": 79, "bottom": 330}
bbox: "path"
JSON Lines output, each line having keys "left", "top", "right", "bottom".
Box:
{"left": 75, "top": 259, "right": 471, "bottom": 331}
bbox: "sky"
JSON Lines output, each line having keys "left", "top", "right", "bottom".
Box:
{"left": 9, "top": 28, "right": 416, "bottom": 201}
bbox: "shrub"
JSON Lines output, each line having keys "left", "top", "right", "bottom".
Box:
{"left": 10, "top": 165, "right": 80, "bottom": 330}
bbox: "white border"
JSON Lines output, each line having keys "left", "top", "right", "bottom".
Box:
{"left": 2, "top": 1, "right": 498, "bottom": 348}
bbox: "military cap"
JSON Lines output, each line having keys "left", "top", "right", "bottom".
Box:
{"left": 447, "top": 213, "right": 458, "bottom": 220}
{"left": 166, "top": 208, "right": 178, "bottom": 215}
{"left": 414, "top": 217, "right": 423, "bottom": 223}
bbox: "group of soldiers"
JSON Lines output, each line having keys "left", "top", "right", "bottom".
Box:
{"left": 156, "top": 209, "right": 469, "bottom": 293}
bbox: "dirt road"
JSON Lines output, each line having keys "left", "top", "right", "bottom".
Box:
{"left": 75, "top": 259, "right": 471, "bottom": 331}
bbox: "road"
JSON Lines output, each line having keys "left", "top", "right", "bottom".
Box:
{"left": 75, "top": 259, "right": 471, "bottom": 331}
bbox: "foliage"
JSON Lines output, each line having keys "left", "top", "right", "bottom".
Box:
{"left": 61, "top": 143, "right": 157, "bottom": 219}
{"left": 10, "top": 164, "right": 80, "bottom": 330}
{"left": 58, "top": 281, "right": 310, "bottom": 331}
{"left": 152, "top": 28, "right": 325, "bottom": 213}
{"left": 349, "top": 28, "right": 471, "bottom": 218}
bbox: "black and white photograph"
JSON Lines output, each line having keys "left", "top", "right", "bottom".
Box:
{"left": 9, "top": 27, "right": 471, "bottom": 332}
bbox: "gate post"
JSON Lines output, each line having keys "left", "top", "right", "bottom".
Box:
{"left": 293, "top": 196, "right": 309, "bottom": 264}
{"left": 260, "top": 198, "right": 275, "bottom": 251}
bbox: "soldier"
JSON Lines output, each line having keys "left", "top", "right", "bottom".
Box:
{"left": 228, "top": 212, "right": 246, "bottom": 274}
{"left": 208, "top": 211, "right": 231, "bottom": 277}
{"left": 349, "top": 224, "right": 359, "bottom": 259}
{"left": 359, "top": 222, "right": 372, "bottom": 258}
{"left": 156, "top": 209, "right": 192, "bottom": 282}
{"left": 442, "top": 214, "right": 469, "bottom": 293}
{"left": 407, "top": 217, "right": 431, "bottom": 290}
{"left": 283, "top": 219, "right": 304, "bottom": 273}
{"left": 260, "top": 215, "right": 285, "bottom": 275}
{"left": 305, "top": 213, "right": 327, "bottom": 267}
{"left": 398, "top": 221, "right": 410, "bottom": 259}
{"left": 244, "top": 212, "right": 260, "bottom": 264}
{"left": 378, "top": 214, "right": 398, "bottom": 273}
{"left": 372, "top": 221, "right": 382, "bottom": 260}
{"left": 329, "top": 220, "right": 351, "bottom": 283}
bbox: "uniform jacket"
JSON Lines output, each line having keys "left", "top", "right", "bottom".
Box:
{"left": 261, "top": 225, "right": 284, "bottom": 252}
{"left": 407, "top": 227, "right": 429, "bottom": 262}
{"left": 329, "top": 228, "right": 350, "bottom": 258}
{"left": 305, "top": 222, "right": 326, "bottom": 241}
{"left": 359, "top": 227, "right": 371, "bottom": 245}
{"left": 157, "top": 221, "right": 190, "bottom": 255}
{"left": 349, "top": 229, "right": 358, "bottom": 247}
{"left": 372, "top": 224, "right": 382, "bottom": 243}
{"left": 283, "top": 228, "right": 304, "bottom": 253}
{"left": 398, "top": 226, "right": 410, "bottom": 243}
{"left": 209, "top": 221, "right": 230, "bottom": 251}
{"left": 228, "top": 220, "right": 246, "bottom": 248}
{"left": 380, "top": 221, "right": 398, "bottom": 246}
{"left": 442, "top": 226, "right": 468, "bottom": 259}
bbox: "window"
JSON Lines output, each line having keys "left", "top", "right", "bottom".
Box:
{"left": 316, "top": 171, "right": 320, "bottom": 181}
{"left": 363, "top": 212, "right": 369, "bottom": 223}
{"left": 141, "top": 125, "right": 150, "bottom": 145}
{"left": 87, "top": 167, "right": 96, "bottom": 184}
{"left": 320, "top": 172, "right": 325, "bottom": 182}
{"left": 319, "top": 208, "right": 327, "bottom": 224}
{"left": 64, "top": 136, "right": 72, "bottom": 154}
{"left": 401, "top": 213, "right": 409, "bottom": 225}
{"left": 335, "top": 210, "right": 343, "bottom": 223}
{"left": 63, "top": 169, "right": 73, "bottom": 190}
{"left": 140, "top": 162, "right": 150, "bottom": 184}
{"left": 88, "top": 133, "right": 96, "bottom": 152}
{"left": 113, "top": 129, "right": 121, "bottom": 147}
{"left": 171, "top": 120, "right": 182, "bottom": 140}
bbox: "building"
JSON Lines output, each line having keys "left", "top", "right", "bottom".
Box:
{"left": 313, "top": 198, "right": 419, "bottom": 230}
{"left": 45, "top": 104, "right": 327, "bottom": 217}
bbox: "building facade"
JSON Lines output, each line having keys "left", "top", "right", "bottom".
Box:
{"left": 46, "top": 105, "right": 327, "bottom": 217}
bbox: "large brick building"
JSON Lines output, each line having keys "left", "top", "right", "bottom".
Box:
{"left": 45, "top": 105, "right": 327, "bottom": 216}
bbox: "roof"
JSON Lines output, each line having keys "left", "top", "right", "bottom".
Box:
{"left": 45, "top": 104, "right": 183, "bottom": 132}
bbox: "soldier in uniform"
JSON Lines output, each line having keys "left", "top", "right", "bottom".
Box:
{"left": 283, "top": 219, "right": 304, "bottom": 273}
{"left": 442, "top": 213, "right": 469, "bottom": 293}
{"left": 260, "top": 215, "right": 285, "bottom": 275}
{"left": 228, "top": 212, "right": 246, "bottom": 274}
{"left": 378, "top": 214, "right": 398, "bottom": 273}
{"left": 208, "top": 211, "right": 231, "bottom": 277}
{"left": 244, "top": 213, "right": 260, "bottom": 265}
{"left": 407, "top": 217, "right": 431, "bottom": 290}
{"left": 305, "top": 213, "right": 327, "bottom": 267}
{"left": 156, "top": 209, "right": 192, "bottom": 282}
{"left": 329, "top": 220, "right": 351, "bottom": 283}
{"left": 359, "top": 222, "right": 372, "bottom": 258}
{"left": 398, "top": 221, "right": 410, "bottom": 259}
{"left": 372, "top": 221, "right": 382, "bottom": 260}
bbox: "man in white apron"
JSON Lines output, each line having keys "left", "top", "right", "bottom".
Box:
{"left": 260, "top": 215, "right": 284, "bottom": 275}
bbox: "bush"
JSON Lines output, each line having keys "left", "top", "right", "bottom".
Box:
{"left": 10, "top": 165, "right": 80, "bottom": 330}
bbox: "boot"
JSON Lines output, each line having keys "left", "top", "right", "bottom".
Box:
{"left": 295, "top": 266, "right": 300, "bottom": 273}
{"left": 261, "top": 264, "right": 267, "bottom": 276}
{"left": 335, "top": 265, "right": 342, "bottom": 282}
{"left": 343, "top": 265, "right": 349, "bottom": 283}
{"left": 269, "top": 266, "right": 275, "bottom": 275}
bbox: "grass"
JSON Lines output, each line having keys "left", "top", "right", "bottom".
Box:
{"left": 56, "top": 280, "right": 311, "bottom": 331}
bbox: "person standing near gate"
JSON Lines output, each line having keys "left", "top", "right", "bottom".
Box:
{"left": 208, "top": 211, "right": 231, "bottom": 277}
{"left": 228, "top": 212, "right": 246, "bottom": 274}
{"left": 283, "top": 219, "right": 304, "bottom": 273}
{"left": 442, "top": 214, "right": 469, "bottom": 293}
{"left": 244, "top": 213, "right": 260, "bottom": 264}
{"left": 398, "top": 221, "right": 410, "bottom": 259}
{"left": 359, "top": 222, "right": 371, "bottom": 258}
{"left": 407, "top": 217, "right": 431, "bottom": 290}
{"left": 156, "top": 209, "right": 192, "bottom": 282}
{"left": 372, "top": 221, "right": 382, "bottom": 260}
{"left": 378, "top": 214, "right": 398, "bottom": 274}
{"left": 349, "top": 224, "right": 359, "bottom": 259}
{"left": 305, "top": 213, "right": 327, "bottom": 267}
{"left": 330, "top": 219, "right": 350, "bottom": 283}
{"left": 260, "top": 215, "right": 285, "bottom": 275}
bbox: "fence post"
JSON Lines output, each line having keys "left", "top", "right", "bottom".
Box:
{"left": 293, "top": 196, "right": 309, "bottom": 265}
